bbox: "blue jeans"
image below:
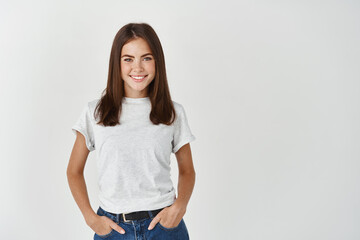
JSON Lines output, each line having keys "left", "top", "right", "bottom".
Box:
{"left": 93, "top": 206, "right": 190, "bottom": 240}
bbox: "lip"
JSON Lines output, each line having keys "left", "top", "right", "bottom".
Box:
{"left": 130, "top": 75, "right": 148, "bottom": 82}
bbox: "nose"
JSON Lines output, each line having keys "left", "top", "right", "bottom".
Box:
{"left": 132, "top": 59, "right": 144, "bottom": 72}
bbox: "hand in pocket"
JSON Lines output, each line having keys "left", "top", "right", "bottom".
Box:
{"left": 89, "top": 215, "right": 125, "bottom": 235}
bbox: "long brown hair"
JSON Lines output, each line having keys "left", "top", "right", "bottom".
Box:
{"left": 94, "top": 23, "right": 176, "bottom": 127}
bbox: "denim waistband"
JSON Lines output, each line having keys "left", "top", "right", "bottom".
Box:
{"left": 97, "top": 206, "right": 165, "bottom": 224}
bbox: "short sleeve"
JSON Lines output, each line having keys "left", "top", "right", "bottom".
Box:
{"left": 172, "top": 104, "right": 196, "bottom": 153}
{"left": 71, "top": 103, "right": 96, "bottom": 151}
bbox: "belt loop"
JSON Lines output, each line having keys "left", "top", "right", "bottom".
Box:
{"left": 116, "top": 213, "right": 120, "bottom": 223}
{"left": 147, "top": 210, "right": 154, "bottom": 219}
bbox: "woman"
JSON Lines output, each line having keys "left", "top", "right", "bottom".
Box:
{"left": 67, "top": 22, "right": 196, "bottom": 240}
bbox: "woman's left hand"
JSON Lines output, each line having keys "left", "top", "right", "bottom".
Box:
{"left": 147, "top": 203, "right": 186, "bottom": 230}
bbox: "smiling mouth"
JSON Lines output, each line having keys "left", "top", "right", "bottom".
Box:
{"left": 130, "top": 75, "right": 148, "bottom": 82}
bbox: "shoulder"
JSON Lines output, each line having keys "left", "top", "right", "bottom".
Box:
{"left": 87, "top": 98, "right": 100, "bottom": 111}
{"left": 88, "top": 98, "right": 100, "bottom": 107}
{"left": 172, "top": 100, "right": 188, "bottom": 122}
{"left": 82, "top": 98, "right": 100, "bottom": 121}
{"left": 172, "top": 100, "right": 184, "bottom": 113}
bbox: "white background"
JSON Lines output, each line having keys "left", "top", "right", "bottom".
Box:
{"left": 1, "top": 0, "right": 359, "bottom": 239}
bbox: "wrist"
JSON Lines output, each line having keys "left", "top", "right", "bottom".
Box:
{"left": 85, "top": 212, "right": 98, "bottom": 227}
{"left": 173, "top": 200, "right": 187, "bottom": 212}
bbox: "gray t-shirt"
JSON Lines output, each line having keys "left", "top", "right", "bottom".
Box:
{"left": 71, "top": 96, "right": 196, "bottom": 213}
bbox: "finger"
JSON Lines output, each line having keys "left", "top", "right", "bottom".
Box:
{"left": 148, "top": 216, "right": 161, "bottom": 230}
{"left": 109, "top": 221, "right": 125, "bottom": 234}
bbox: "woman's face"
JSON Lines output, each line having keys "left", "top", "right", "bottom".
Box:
{"left": 120, "top": 37, "right": 156, "bottom": 98}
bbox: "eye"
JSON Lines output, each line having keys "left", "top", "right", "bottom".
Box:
{"left": 144, "top": 57, "right": 152, "bottom": 61}
{"left": 124, "top": 58, "right": 132, "bottom": 62}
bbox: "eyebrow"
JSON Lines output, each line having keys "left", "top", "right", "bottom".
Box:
{"left": 121, "top": 53, "right": 153, "bottom": 58}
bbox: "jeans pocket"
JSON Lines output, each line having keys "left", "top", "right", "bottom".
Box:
{"left": 94, "top": 208, "right": 114, "bottom": 239}
{"left": 95, "top": 229, "right": 114, "bottom": 239}
{"left": 158, "top": 218, "right": 183, "bottom": 231}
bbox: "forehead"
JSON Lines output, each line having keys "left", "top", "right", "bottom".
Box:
{"left": 121, "top": 38, "right": 152, "bottom": 55}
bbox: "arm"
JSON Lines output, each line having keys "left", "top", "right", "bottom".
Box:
{"left": 66, "top": 132, "right": 97, "bottom": 226}
{"left": 67, "top": 132, "right": 126, "bottom": 235}
{"left": 173, "top": 143, "right": 196, "bottom": 211}
{"left": 148, "top": 143, "right": 195, "bottom": 230}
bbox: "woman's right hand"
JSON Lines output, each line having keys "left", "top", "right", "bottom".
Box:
{"left": 88, "top": 215, "right": 125, "bottom": 235}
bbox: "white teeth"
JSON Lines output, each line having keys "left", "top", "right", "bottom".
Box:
{"left": 131, "top": 75, "right": 146, "bottom": 79}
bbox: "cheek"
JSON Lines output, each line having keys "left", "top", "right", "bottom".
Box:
{"left": 146, "top": 62, "right": 156, "bottom": 74}
{"left": 120, "top": 63, "right": 131, "bottom": 75}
